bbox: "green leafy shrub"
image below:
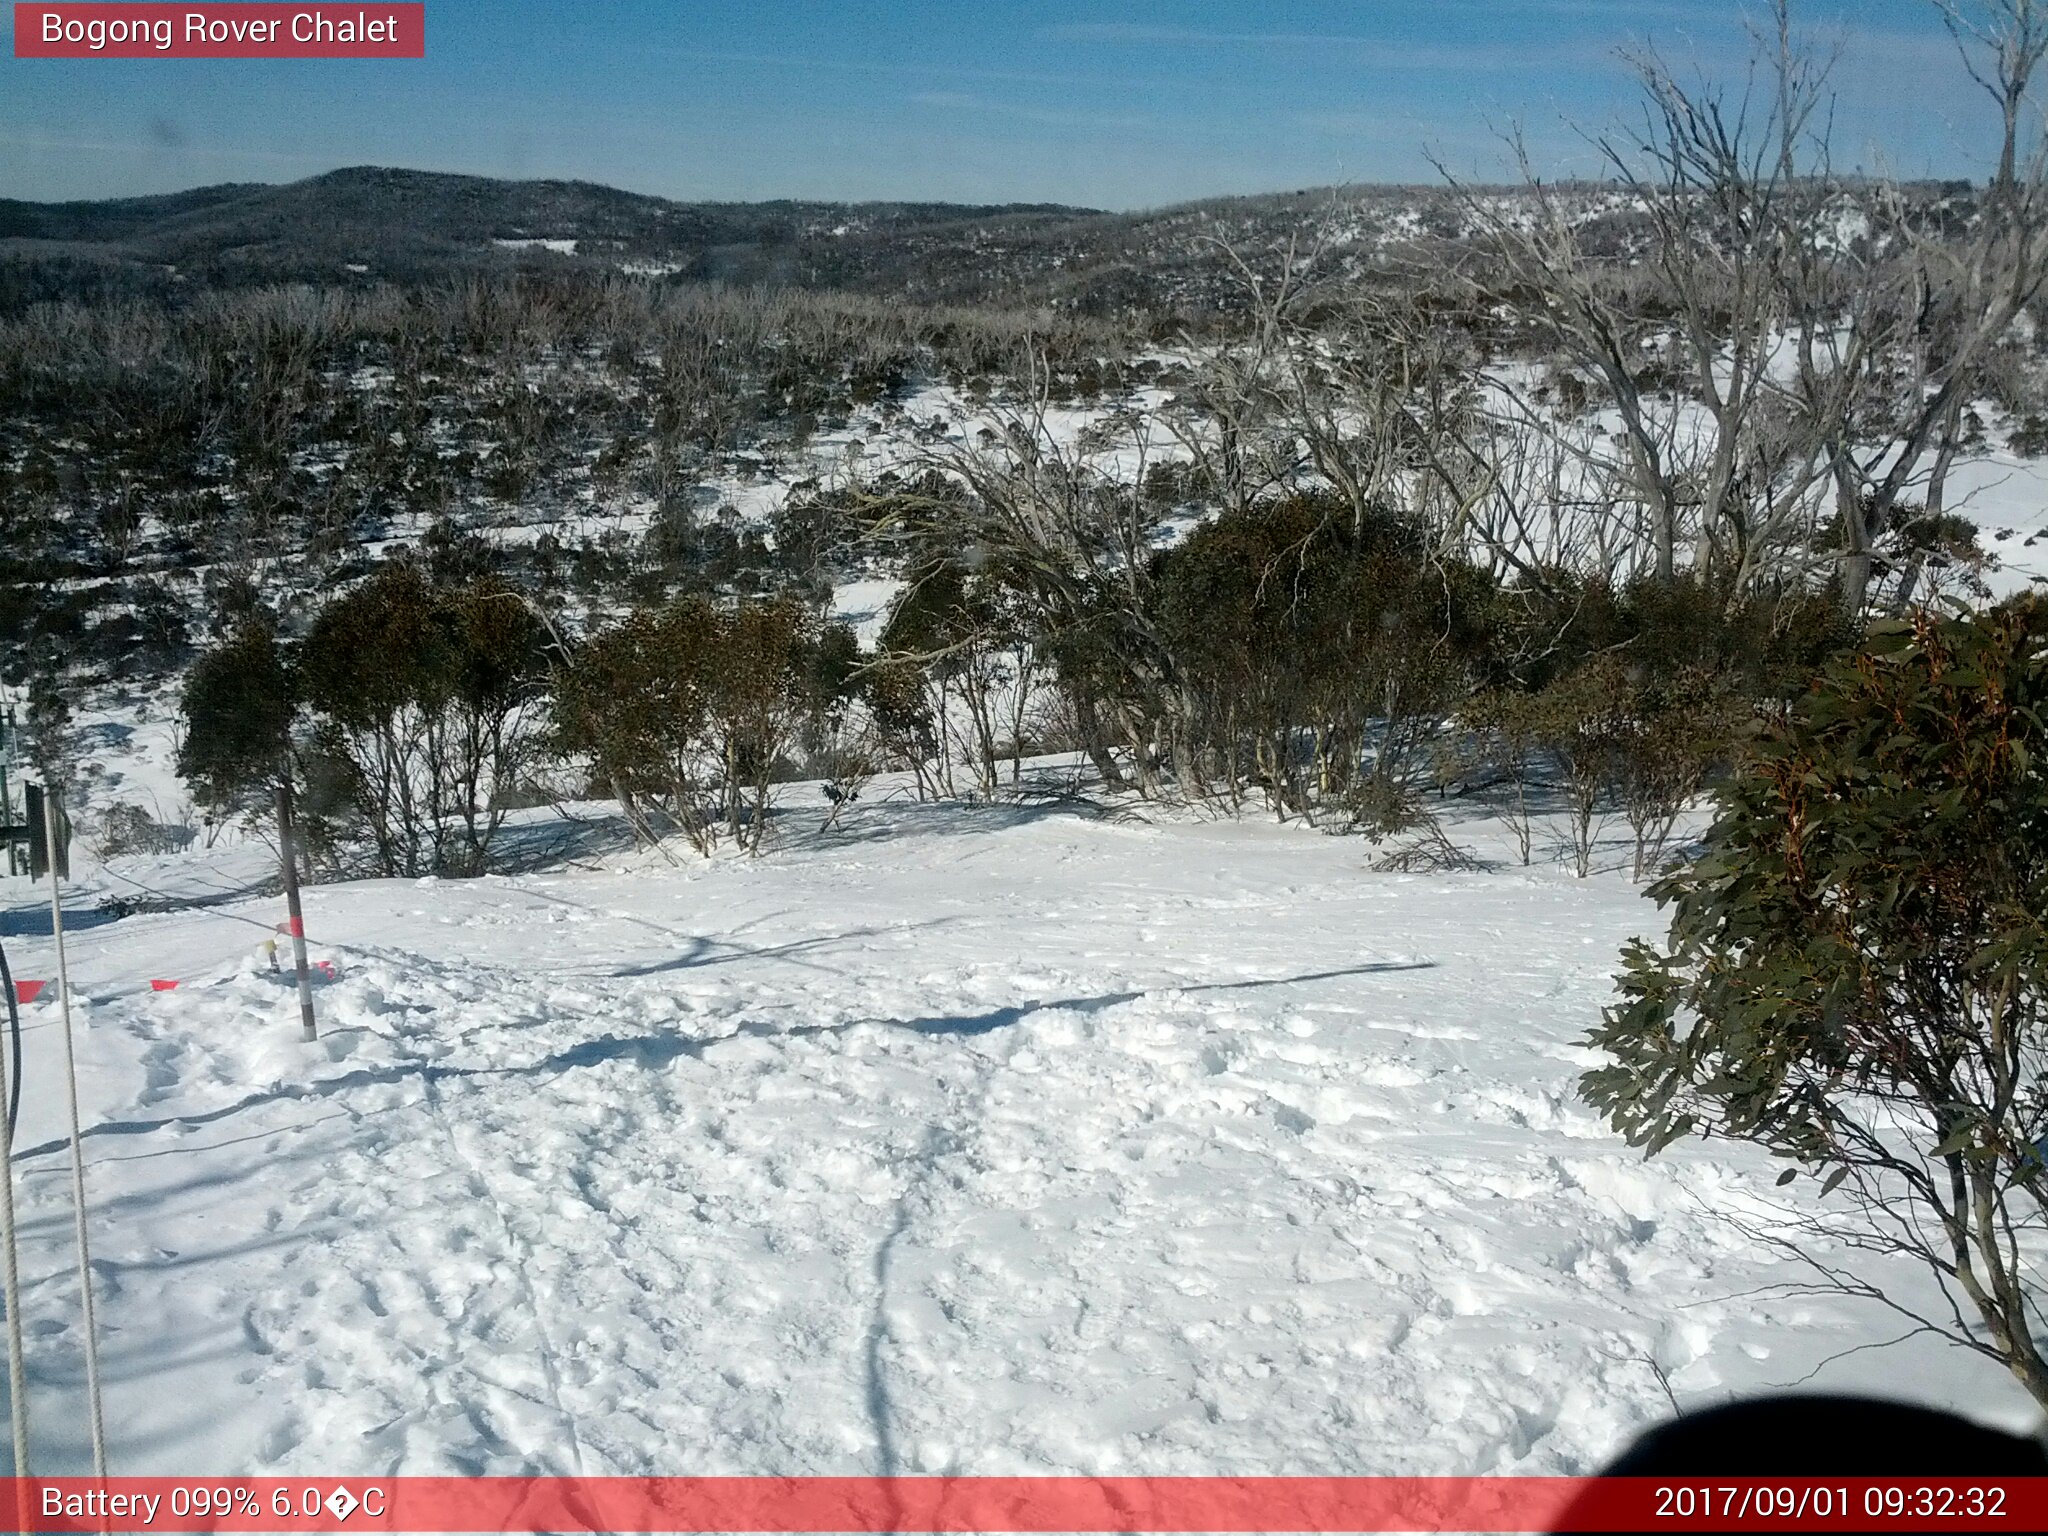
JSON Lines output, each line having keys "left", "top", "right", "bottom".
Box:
{"left": 177, "top": 619, "right": 295, "bottom": 811}
{"left": 298, "top": 565, "right": 544, "bottom": 876}
{"left": 554, "top": 595, "right": 853, "bottom": 854}
{"left": 1582, "top": 600, "right": 2048, "bottom": 1406}
{"left": 1152, "top": 494, "right": 1498, "bottom": 818}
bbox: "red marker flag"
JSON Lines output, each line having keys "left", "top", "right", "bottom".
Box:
{"left": 14, "top": 4, "right": 425, "bottom": 59}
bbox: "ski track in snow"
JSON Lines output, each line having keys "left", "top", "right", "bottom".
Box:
{"left": 0, "top": 799, "right": 2036, "bottom": 1476}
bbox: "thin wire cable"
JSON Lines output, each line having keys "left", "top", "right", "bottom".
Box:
{"left": 44, "top": 790, "right": 109, "bottom": 1479}
{"left": 0, "top": 940, "right": 22, "bottom": 1148}
{"left": 97, "top": 866, "right": 282, "bottom": 928}
{"left": 97, "top": 865, "right": 334, "bottom": 939}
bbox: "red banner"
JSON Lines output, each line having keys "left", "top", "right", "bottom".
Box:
{"left": 13, "top": 4, "right": 424, "bottom": 58}
{"left": 9, "top": 1476, "right": 2046, "bottom": 1532}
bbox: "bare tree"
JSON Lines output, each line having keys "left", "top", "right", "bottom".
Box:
{"left": 867, "top": 346, "right": 1180, "bottom": 794}
{"left": 1444, "top": 2, "right": 1840, "bottom": 594}
{"left": 1790, "top": 0, "right": 2048, "bottom": 614}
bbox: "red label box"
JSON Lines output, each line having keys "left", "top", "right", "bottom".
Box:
{"left": 15, "top": 1476, "right": 2048, "bottom": 1533}
{"left": 13, "top": 3, "right": 425, "bottom": 58}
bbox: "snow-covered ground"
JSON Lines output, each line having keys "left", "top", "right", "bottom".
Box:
{"left": 0, "top": 785, "right": 2035, "bottom": 1478}
{"left": 829, "top": 578, "right": 908, "bottom": 650}
{"left": 1949, "top": 449, "right": 2048, "bottom": 599}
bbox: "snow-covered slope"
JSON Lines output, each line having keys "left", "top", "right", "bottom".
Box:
{"left": 0, "top": 791, "right": 2035, "bottom": 1477}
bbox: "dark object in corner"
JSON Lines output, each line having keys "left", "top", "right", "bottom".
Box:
{"left": 1553, "top": 1396, "right": 2046, "bottom": 1533}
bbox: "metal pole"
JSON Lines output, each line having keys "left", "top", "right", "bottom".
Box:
{"left": 0, "top": 714, "right": 25, "bottom": 1497}
{"left": 44, "top": 787, "right": 108, "bottom": 1479}
{"left": 1, "top": 737, "right": 14, "bottom": 879}
{"left": 0, "top": 992, "right": 27, "bottom": 1488}
{"left": 2, "top": 708, "right": 14, "bottom": 878}
{"left": 277, "top": 784, "right": 318, "bottom": 1043}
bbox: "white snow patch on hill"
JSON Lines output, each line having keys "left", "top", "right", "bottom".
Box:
{"left": 830, "top": 578, "right": 906, "bottom": 649}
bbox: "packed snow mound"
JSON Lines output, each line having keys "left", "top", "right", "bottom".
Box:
{"left": 0, "top": 798, "right": 2033, "bottom": 1476}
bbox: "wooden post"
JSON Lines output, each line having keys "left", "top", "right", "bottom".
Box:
{"left": 276, "top": 783, "right": 318, "bottom": 1043}
{"left": 23, "top": 783, "right": 67, "bottom": 883}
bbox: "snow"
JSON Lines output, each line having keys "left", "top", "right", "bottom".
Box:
{"left": 1945, "top": 449, "right": 2048, "bottom": 599}
{"left": 491, "top": 239, "right": 579, "bottom": 256}
{"left": 829, "top": 578, "right": 905, "bottom": 649}
{"left": 9, "top": 350, "right": 2047, "bottom": 1483}
{"left": 0, "top": 785, "right": 2034, "bottom": 1478}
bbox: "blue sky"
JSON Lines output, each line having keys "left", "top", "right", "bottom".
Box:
{"left": 0, "top": 1, "right": 2018, "bottom": 208}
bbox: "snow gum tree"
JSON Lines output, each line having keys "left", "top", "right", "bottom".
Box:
{"left": 552, "top": 596, "right": 853, "bottom": 855}
{"left": 297, "top": 565, "right": 545, "bottom": 877}
{"left": 177, "top": 618, "right": 295, "bottom": 812}
{"left": 550, "top": 597, "right": 724, "bottom": 855}
{"left": 1582, "top": 599, "right": 2048, "bottom": 1406}
{"left": 709, "top": 598, "right": 832, "bottom": 853}
{"left": 1150, "top": 493, "right": 1496, "bottom": 822}
{"left": 876, "top": 559, "right": 1037, "bottom": 799}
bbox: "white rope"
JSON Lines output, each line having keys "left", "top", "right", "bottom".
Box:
{"left": 45, "top": 789, "right": 109, "bottom": 1479}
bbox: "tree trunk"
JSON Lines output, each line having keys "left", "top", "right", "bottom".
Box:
{"left": 1069, "top": 692, "right": 1126, "bottom": 790}
{"left": 277, "top": 782, "right": 319, "bottom": 1044}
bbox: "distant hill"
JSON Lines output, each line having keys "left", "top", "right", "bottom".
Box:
{"left": 0, "top": 165, "right": 1979, "bottom": 321}
{"left": 1, "top": 165, "right": 1662, "bottom": 316}
{"left": 0, "top": 166, "right": 1113, "bottom": 298}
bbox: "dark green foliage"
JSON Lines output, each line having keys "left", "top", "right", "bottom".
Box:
{"left": 808, "top": 621, "right": 864, "bottom": 712}
{"left": 711, "top": 598, "right": 828, "bottom": 847}
{"left": 0, "top": 268, "right": 1133, "bottom": 682}
{"left": 1506, "top": 570, "right": 1853, "bottom": 700}
{"left": 422, "top": 517, "right": 496, "bottom": 586}
{"left": 2009, "top": 415, "right": 2048, "bottom": 459}
{"left": 552, "top": 597, "right": 724, "bottom": 852}
{"left": 638, "top": 504, "right": 779, "bottom": 600}
{"left": 297, "top": 564, "right": 545, "bottom": 876}
{"left": 1151, "top": 494, "right": 1496, "bottom": 819}
{"left": 862, "top": 657, "right": 941, "bottom": 795}
{"left": 299, "top": 564, "right": 453, "bottom": 734}
{"left": 1611, "top": 664, "right": 1747, "bottom": 879}
{"left": 770, "top": 486, "right": 872, "bottom": 588}
{"left": 553, "top": 595, "right": 853, "bottom": 854}
{"left": 129, "top": 579, "right": 194, "bottom": 670}
{"left": 1519, "top": 654, "right": 1636, "bottom": 878}
{"left": 21, "top": 664, "right": 80, "bottom": 789}
{"left": 1446, "top": 572, "right": 1851, "bottom": 875}
{"left": 1581, "top": 601, "right": 2048, "bottom": 1404}
{"left": 1454, "top": 686, "right": 1545, "bottom": 864}
{"left": 177, "top": 620, "right": 295, "bottom": 809}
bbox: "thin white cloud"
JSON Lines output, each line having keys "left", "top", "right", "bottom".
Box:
{"left": 1041, "top": 22, "right": 1621, "bottom": 73}
{"left": 0, "top": 128, "right": 329, "bottom": 168}
{"left": 1045, "top": 0, "right": 1695, "bottom": 34}
{"left": 908, "top": 91, "right": 1158, "bottom": 134}
{"left": 650, "top": 45, "right": 1162, "bottom": 93}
